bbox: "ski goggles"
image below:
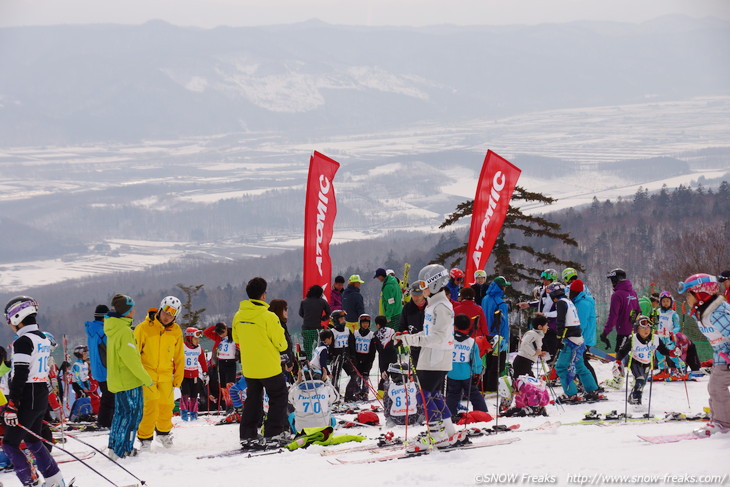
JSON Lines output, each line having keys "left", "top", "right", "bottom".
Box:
{"left": 416, "top": 269, "right": 450, "bottom": 290}
{"left": 186, "top": 330, "right": 203, "bottom": 338}
{"left": 677, "top": 275, "right": 716, "bottom": 294}
{"left": 160, "top": 304, "right": 180, "bottom": 317}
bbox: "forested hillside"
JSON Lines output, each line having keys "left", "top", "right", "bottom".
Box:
{"left": 5, "top": 182, "right": 727, "bottom": 358}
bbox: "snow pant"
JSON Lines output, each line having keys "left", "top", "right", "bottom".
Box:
{"left": 229, "top": 376, "right": 248, "bottom": 409}
{"left": 555, "top": 341, "right": 597, "bottom": 397}
{"left": 445, "top": 377, "right": 488, "bottom": 416}
{"left": 345, "top": 355, "right": 373, "bottom": 400}
{"left": 240, "top": 373, "right": 288, "bottom": 440}
{"left": 108, "top": 386, "right": 144, "bottom": 458}
{"left": 511, "top": 355, "right": 536, "bottom": 379}
{"left": 218, "top": 359, "right": 237, "bottom": 387}
{"left": 180, "top": 377, "right": 201, "bottom": 414}
{"left": 656, "top": 336, "right": 685, "bottom": 370}
{"left": 582, "top": 351, "right": 597, "bottom": 384}
{"left": 138, "top": 381, "right": 175, "bottom": 440}
{"left": 709, "top": 364, "right": 730, "bottom": 428}
{"left": 629, "top": 360, "right": 650, "bottom": 398}
{"left": 331, "top": 352, "right": 355, "bottom": 395}
{"left": 416, "top": 369, "right": 450, "bottom": 423}
{"left": 3, "top": 383, "right": 60, "bottom": 486}
{"left": 377, "top": 344, "right": 398, "bottom": 392}
{"left": 301, "top": 329, "right": 319, "bottom": 361}
{"left": 485, "top": 351, "right": 507, "bottom": 392}
{"left": 615, "top": 334, "right": 630, "bottom": 357}
{"left": 97, "top": 380, "right": 115, "bottom": 428}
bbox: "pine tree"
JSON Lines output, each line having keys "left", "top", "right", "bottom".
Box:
{"left": 435, "top": 186, "right": 583, "bottom": 298}
{"left": 177, "top": 283, "right": 206, "bottom": 328}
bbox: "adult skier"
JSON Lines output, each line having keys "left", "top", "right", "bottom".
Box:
{"left": 600, "top": 268, "right": 641, "bottom": 355}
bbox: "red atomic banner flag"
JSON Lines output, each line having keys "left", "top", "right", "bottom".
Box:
{"left": 465, "top": 150, "right": 521, "bottom": 282}
{"left": 303, "top": 151, "right": 341, "bottom": 302}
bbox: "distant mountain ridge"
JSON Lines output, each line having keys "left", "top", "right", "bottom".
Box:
{"left": 0, "top": 16, "right": 728, "bottom": 145}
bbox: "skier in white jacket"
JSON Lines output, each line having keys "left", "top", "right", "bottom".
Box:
{"left": 399, "top": 264, "right": 466, "bottom": 452}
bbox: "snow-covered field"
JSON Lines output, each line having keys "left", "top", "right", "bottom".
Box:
{"left": 24, "top": 362, "right": 727, "bottom": 487}
{"left": 0, "top": 95, "right": 728, "bottom": 292}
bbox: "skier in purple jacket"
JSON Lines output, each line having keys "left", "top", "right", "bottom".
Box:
{"left": 600, "top": 268, "right": 642, "bottom": 355}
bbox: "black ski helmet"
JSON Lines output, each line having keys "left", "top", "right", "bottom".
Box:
{"left": 606, "top": 268, "right": 627, "bottom": 287}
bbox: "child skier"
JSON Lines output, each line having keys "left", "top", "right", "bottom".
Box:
{"left": 382, "top": 362, "right": 422, "bottom": 426}
{"left": 329, "top": 311, "right": 356, "bottom": 399}
{"left": 374, "top": 314, "right": 397, "bottom": 396}
{"left": 445, "top": 314, "right": 488, "bottom": 416}
{"left": 654, "top": 291, "right": 686, "bottom": 379}
{"left": 70, "top": 345, "right": 91, "bottom": 398}
{"left": 345, "top": 314, "right": 376, "bottom": 401}
{"left": 616, "top": 315, "right": 673, "bottom": 405}
{"left": 3, "top": 296, "right": 67, "bottom": 487}
{"left": 677, "top": 274, "right": 730, "bottom": 436}
{"left": 550, "top": 283, "right": 601, "bottom": 403}
{"left": 181, "top": 327, "right": 208, "bottom": 421}
{"left": 398, "top": 264, "right": 467, "bottom": 452}
{"left": 288, "top": 375, "right": 338, "bottom": 433}
{"left": 512, "top": 315, "right": 548, "bottom": 378}
{"left": 309, "top": 330, "right": 334, "bottom": 382}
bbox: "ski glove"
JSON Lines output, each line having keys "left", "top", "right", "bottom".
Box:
{"left": 4, "top": 401, "right": 18, "bottom": 427}
{"left": 600, "top": 333, "right": 611, "bottom": 349}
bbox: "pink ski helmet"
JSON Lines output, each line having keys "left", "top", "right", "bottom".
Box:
{"left": 677, "top": 274, "right": 719, "bottom": 307}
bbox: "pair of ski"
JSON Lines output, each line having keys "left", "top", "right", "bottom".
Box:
{"left": 328, "top": 436, "right": 521, "bottom": 464}
{"left": 320, "top": 421, "right": 558, "bottom": 460}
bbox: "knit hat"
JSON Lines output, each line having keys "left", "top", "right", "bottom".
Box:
{"left": 569, "top": 279, "right": 584, "bottom": 293}
{"left": 111, "top": 294, "right": 134, "bottom": 317}
{"left": 94, "top": 304, "right": 109, "bottom": 320}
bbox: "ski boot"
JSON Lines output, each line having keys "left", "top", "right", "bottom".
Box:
{"left": 181, "top": 410, "right": 189, "bottom": 422}
{"left": 693, "top": 422, "right": 730, "bottom": 437}
{"left": 557, "top": 394, "right": 581, "bottom": 405}
{"left": 218, "top": 407, "right": 242, "bottom": 424}
{"left": 44, "top": 471, "right": 67, "bottom": 487}
{"left": 190, "top": 411, "right": 198, "bottom": 421}
{"left": 138, "top": 438, "right": 153, "bottom": 452}
{"left": 583, "top": 410, "right": 601, "bottom": 421}
{"left": 582, "top": 390, "right": 607, "bottom": 403}
{"left": 157, "top": 432, "right": 173, "bottom": 448}
{"left": 627, "top": 391, "right": 642, "bottom": 405}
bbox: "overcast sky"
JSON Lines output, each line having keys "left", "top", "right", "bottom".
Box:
{"left": 1, "top": 0, "right": 729, "bottom": 28}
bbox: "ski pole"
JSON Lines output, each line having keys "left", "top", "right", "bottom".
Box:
{"left": 346, "top": 357, "right": 384, "bottom": 408}
{"left": 538, "top": 358, "right": 564, "bottom": 413}
{"left": 17, "top": 423, "right": 122, "bottom": 487}
{"left": 45, "top": 421, "right": 146, "bottom": 485}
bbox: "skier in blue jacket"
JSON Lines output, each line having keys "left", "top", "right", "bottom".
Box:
{"left": 482, "top": 276, "right": 510, "bottom": 392}
{"left": 85, "top": 304, "right": 115, "bottom": 428}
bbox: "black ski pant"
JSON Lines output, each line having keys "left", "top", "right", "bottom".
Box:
{"left": 582, "top": 352, "right": 597, "bottom": 384}
{"left": 377, "top": 345, "right": 398, "bottom": 391}
{"left": 485, "top": 351, "right": 507, "bottom": 392}
{"left": 97, "top": 380, "right": 115, "bottom": 428}
{"left": 511, "top": 355, "right": 536, "bottom": 379}
{"left": 240, "top": 373, "right": 288, "bottom": 440}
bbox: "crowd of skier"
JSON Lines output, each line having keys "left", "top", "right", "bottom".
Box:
{"left": 0, "top": 264, "right": 729, "bottom": 485}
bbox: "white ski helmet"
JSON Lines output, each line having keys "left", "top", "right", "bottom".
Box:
{"left": 159, "top": 296, "right": 182, "bottom": 317}
{"left": 5, "top": 296, "right": 39, "bottom": 327}
{"left": 417, "top": 264, "right": 449, "bottom": 294}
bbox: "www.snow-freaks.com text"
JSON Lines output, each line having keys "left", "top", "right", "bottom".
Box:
{"left": 474, "top": 473, "right": 728, "bottom": 485}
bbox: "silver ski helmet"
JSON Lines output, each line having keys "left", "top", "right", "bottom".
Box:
{"left": 417, "top": 264, "right": 450, "bottom": 294}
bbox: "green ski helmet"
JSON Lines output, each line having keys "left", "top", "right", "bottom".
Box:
{"left": 562, "top": 268, "right": 578, "bottom": 283}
